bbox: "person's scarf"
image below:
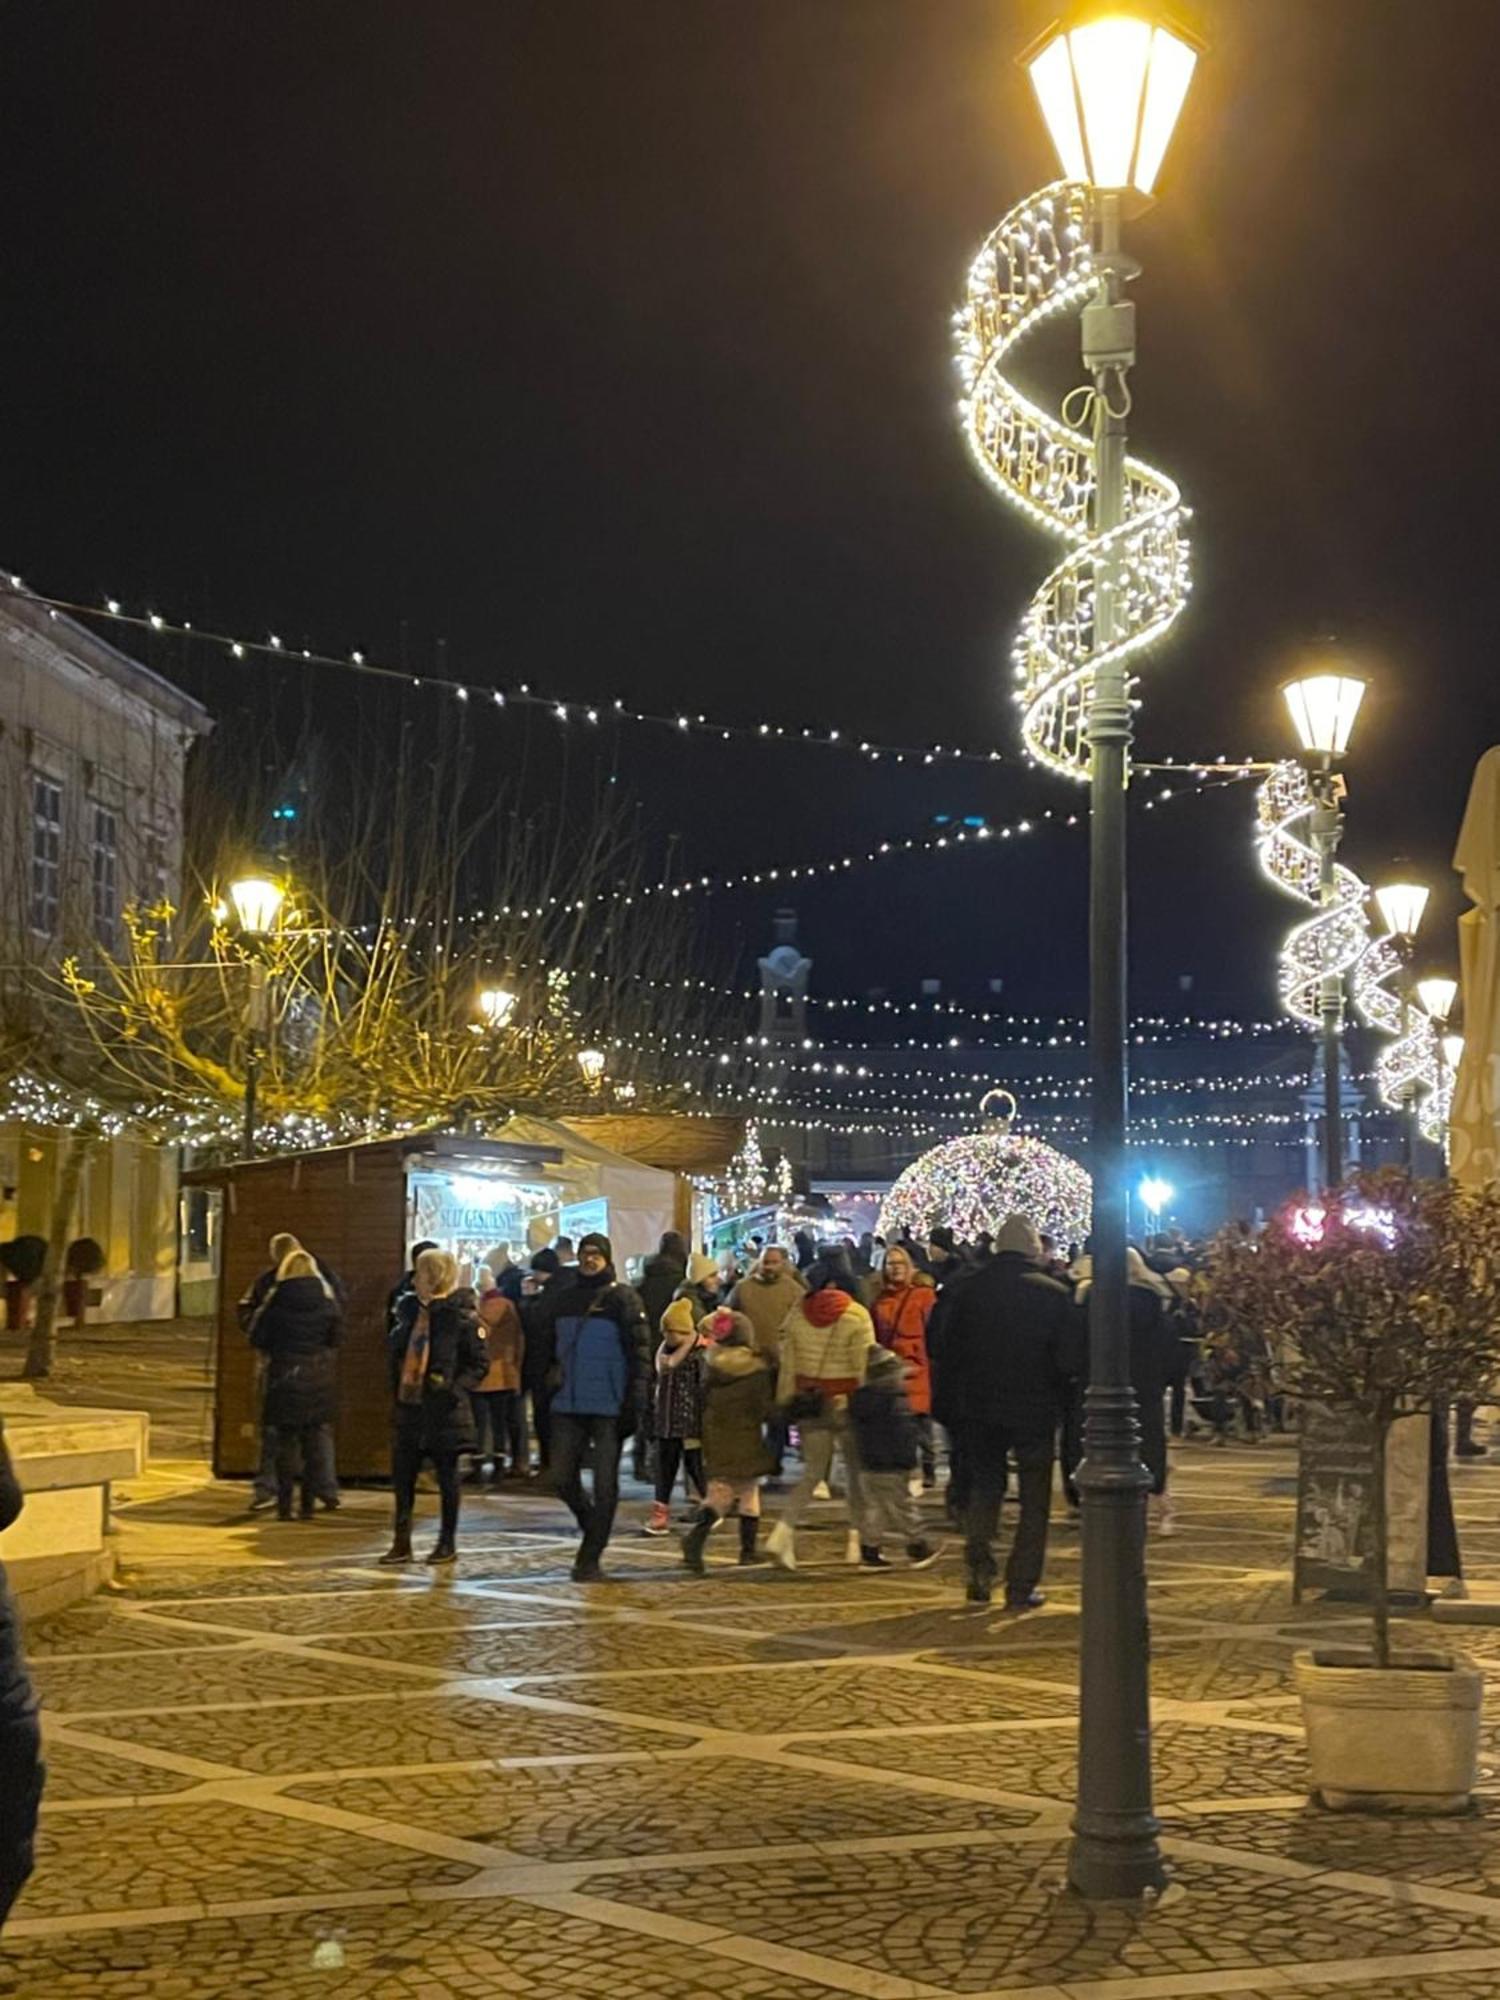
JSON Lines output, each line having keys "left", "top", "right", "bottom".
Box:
{"left": 398, "top": 1301, "right": 432, "bottom": 1404}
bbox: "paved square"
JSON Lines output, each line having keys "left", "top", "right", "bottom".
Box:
{"left": 5, "top": 1440, "right": 1500, "bottom": 2000}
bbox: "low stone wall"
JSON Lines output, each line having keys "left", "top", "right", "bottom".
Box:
{"left": 0, "top": 1388, "right": 148, "bottom": 1612}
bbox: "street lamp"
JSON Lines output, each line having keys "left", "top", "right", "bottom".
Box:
{"left": 477, "top": 984, "right": 518, "bottom": 1030}
{"left": 577, "top": 1048, "right": 606, "bottom": 1088}
{"left": 1374, "top": 879, "right": 1428, "bottom": 1167}
{"left": 1137, "top": 1175, "right": 1172, "bottom": 1230}
{"left": 1018, "top": 3, "right": 1200, "bottom": 1905}
{"left": 1418, "top": 975, "right": 1458, "bottom": 1026}
{"left": 1281, "top": 666, "right": 1368, "bottom": 1187}
{"left": 226, "top": 873, "right": 286, "bottom": 1159}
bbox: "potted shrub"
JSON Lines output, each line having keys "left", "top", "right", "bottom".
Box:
{"left": 63, "top": 1237, "right": 106, "bottom": 1325}
{"left": 0, "top": 1236, "right": 46, "bottom": 1332}
{"left": 1203, "top": 1168, "right": 1500, "bottom": 1813}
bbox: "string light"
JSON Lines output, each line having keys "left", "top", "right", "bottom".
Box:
{"left": 954, "top": 180, "right": 1190, "bottom": 778}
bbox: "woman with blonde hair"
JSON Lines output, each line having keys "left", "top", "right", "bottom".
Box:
{"left": 248, "top": 1248, "right": 341, "bottom": 1520}
{"left": 382, "top": 1247, "right": 489, "bottom": 1565}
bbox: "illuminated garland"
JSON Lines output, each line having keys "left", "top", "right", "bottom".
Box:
{"left": 955, "top": 182, "right": 1191, "bottom": 777}
{"left": 1258, "top": 758, "right": 1441, "bottom": 1127}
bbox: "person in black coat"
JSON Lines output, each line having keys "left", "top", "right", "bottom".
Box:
{"left": 249, "top": 1252, "right": 342, "bottom": 1519}
{"left": 0, "top": 1422, "right": 42, "bottom": 1932}
{"left": 929, "top": 1213, "right": 1083, "bottom": 1608}
{"left": 520, "top": 1247, "right": 567, "bottom": 1476}
{"left": 238, "top": 1231, "right": 347, "bottom": 1515}
{"left": 1072, "top": 1250, "right": 1189, "bottom": 1533}
{"left": 381, "top": 1247, "right": 488, "bottom": 1566}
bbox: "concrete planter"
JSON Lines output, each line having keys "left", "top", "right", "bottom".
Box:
{"left": 1294, "top": 1648, "right": 1483, "bottom": 1813}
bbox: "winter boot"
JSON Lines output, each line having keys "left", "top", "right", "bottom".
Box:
{"left": 860, "top": 1545, "right": 892, "bottom": 1569}
{"left": 738, "top": 1515, "right": 763, "bottom": 1565}
{"left": 378, "top": 1525, "right": 414, "bottom": 1566}
{"left": 681, "top": 1507, "right": 719, "bottom": 1574}
{"left": 642, "top": 1501, "right": 671, "bottom": 1537}
{"left": 765, "top": 1519, "right": 797, "bottom": 1571}
{"left": 425, "top": 1539, "right": 457, "bottom": 1565}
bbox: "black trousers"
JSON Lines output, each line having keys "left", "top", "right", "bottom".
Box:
{"left": 527, "top": 1383, "right": 554, "bottom": 1469}
{"left": 0, "top": 1708, "right": 41, "bottom": 1931}
{"left": 391, "top": 1414, "right": 460, "bottom": 1544}
{"left": 274, "top": 1423, "right": 333, "bottom": 1515}
{"left": 654, "top": 1436, "right": 705, "bottom": 1505}
{"left": 472, "top": 1389, "right": 527, "bottom": 1468}
{"left": 551, "top": 1413, "right": 623, "bottom": 1564}
{"left": 955, "top": 1420, "right": 1054, "bottom": 1599}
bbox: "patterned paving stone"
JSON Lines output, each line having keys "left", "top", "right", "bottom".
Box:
{"left": 325, "top": 1620, "right": 805, "bottom": 1677}
{"left": 926, "top": 1639, "right": 1297, "bottom": 1702}
{"left": 73, "top": 1691, "right": 692, "bottom": 1774}
{"left": 140, "top": 1590, "right": 583, "bottom": 1636}
{"left": 289, "top": 1753, "right": 1039, "bottom": 1858}
{"left": 1172, "top": 1801, "right": 1500, "bottom": 1897}
{"left": 579, "top": 1841, "right": 1500, "bottom": 1990}
{"left": 803, "top": 1718, "right": 1310, "bottom": 1802}
{"left": 554, "top": 1661, "right": 1076, "bottom": 1731}
{"left": 22, "top": 1799, "right": 476, "bottom": 1918}
{"left": 21, "top": 1608, "right": 241, "bottom": 1658}
{"left": 30, "top": 1648, "right": 417, "bottom": 1715}
{"left": 111, "top": 1565, "right": 425, "bottom": 1600}
{"left": 0, "top": 1900, "right": 851, "bottom": 2000}
{"left": 39, "top": 1739, "right": 202, "bottom": 1800}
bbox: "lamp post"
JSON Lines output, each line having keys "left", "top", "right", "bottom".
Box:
{"left": 477, "top": 985, "right": 518, "bottom": 1031}
{"left": 1020, "top": 6, "right": 1199, "bottom": 1904}
{"left": 1374, "top": 880, "right": 1429, "bottom": 1168}
{"left": 226, "top": 874, "right": 286, "bottom": 1158}
{"left": 1281, "top": 669, "right": 1367, "bottom": 1187}
{"left": 577, "top": 1047, "right": 606, "bottom": 1090}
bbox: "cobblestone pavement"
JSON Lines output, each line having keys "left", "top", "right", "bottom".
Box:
{"left": 5, "top": 1440, "right": 1500, "bottom": 1998}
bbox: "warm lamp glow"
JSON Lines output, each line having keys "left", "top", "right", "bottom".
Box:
{"left": 1281, "top": 673, "right": 1367, "bottom": 760}
{"left": 477, "top": 985, "right": 517, "bottom": 1029}
{"left": 1374, "top": 882, "right": 1428, "bottom": 939}
{"left": 577, "top": 1048, "right": 606, "bottom": 1083}
{"left": 1023, "top": 12, "right": 1200, "bottom": 195}
{"left": 1417, "top": 976, "right": 1458, "bottom": 1023}
{"left": 1442, "top": 1033, "right": 1464, "bottom": 1070}
{"left": 227, "top": 876, "right": 285, "bottom": 937}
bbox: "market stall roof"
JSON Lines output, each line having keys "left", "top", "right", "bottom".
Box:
{"left": 560, "top": 1111, "right": 746, "bottom": 1176}
{"left": 181, "top": 1128, "right": 563, "bottom": 1188}
{"left": 500, "top": 1113, "right": 677, "bottom": 1262}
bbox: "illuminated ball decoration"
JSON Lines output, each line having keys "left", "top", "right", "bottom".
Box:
{"left": 878, "top": 1091, "right": 1091, "bottom": 1250}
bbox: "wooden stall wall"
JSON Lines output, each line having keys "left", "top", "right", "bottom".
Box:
{"left": 209, "top": 1142, "right": 408, "bottom": 1479}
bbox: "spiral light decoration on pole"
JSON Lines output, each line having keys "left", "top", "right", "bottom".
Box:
{"left": 1258, "top": 757, "right": 1443, "bottom": 1145}
{"left": 1256, "top": 762, "right": 1371, "bottom": 1029}
{"left": 954, "top": 183, "right": 1191, "bottom": 777}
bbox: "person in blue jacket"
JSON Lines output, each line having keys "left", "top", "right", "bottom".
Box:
{"left": 536, "top": 1232, "right": 648, "bottom": 1581}
{"left": 0, "top": 1419, "right": 42, "bottom": 1930}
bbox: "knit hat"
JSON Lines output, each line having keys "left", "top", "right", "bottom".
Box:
{"left": 703, "top": 1307, "right": 741, "bottom": 1344}
{"left": 687, "top": 1252, "right": 720, "bottom": 1288}
{"left": 994, "top": 1212, "right": 1042, "bottom": 1259}
{"left": 578, "top": 1231, "right": 612, "bottom": 1262}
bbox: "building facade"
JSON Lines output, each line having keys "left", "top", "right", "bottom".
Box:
{"left": 0, "top": 588, "right": 211, "bottom": 1319}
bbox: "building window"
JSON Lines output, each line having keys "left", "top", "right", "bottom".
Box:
{"left": 29, "top": 774, "right": 63, "bottom": 937}
{"left": 92, "top": 802, "right": 119, "bottom": 951}
{"left": 144, "top": 826, "right": 171, "bottom": 908}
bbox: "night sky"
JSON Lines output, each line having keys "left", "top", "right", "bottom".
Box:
{"left": 5, "top": 1, "right": 1498, "bottom": 1018}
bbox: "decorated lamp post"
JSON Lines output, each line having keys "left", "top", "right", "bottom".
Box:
{"left": 227, "top": 874, "right": 286, "bottom": 1159}
{"left": 1277, "top": 669, "right": 1367, "bottom": 1186}
{"left": 1373, "top": 882, "right": 1429, "bottom": 1168}
{"left": 956, "top": 6, "right": 1199, "bottom": 1902}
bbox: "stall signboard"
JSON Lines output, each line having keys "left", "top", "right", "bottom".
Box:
{"left": 407, "top": 1171, "right": 548, "bottom": 1257}
{"left": 1293, "top": 1404, "right": 1430, "bottom": 1602}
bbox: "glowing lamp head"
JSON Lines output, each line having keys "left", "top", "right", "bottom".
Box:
{"left": 477, "top": 985, "right": 517, "bottom": 1029}
{"left": 1022, "top": 10, "right": 1200, "bottom": 195}
{"left": 1442, "top": 1033, "right": 1465, "bottom": 1070}
{"left": 577, "top": 1047, "right": 606, "bottom": 1084}
{"left": 1417, "top": 976, "right": 1458, "bottom": 1023}
{"left": 1138, "top": 1175, "right": 1173, "bottom": 1214}
{"left": 227, "top": 875, "right": 286, "bottom": 938}
{"left": 1374, "top": 881, "right": 1428, "bottom": 940}
{"left": 1280, "top": 672, "right": 1367, "bottom": 761}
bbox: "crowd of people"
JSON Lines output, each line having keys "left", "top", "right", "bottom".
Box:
{"left": 236, "top": 1212, "right": 1250, "bottom": 1598}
